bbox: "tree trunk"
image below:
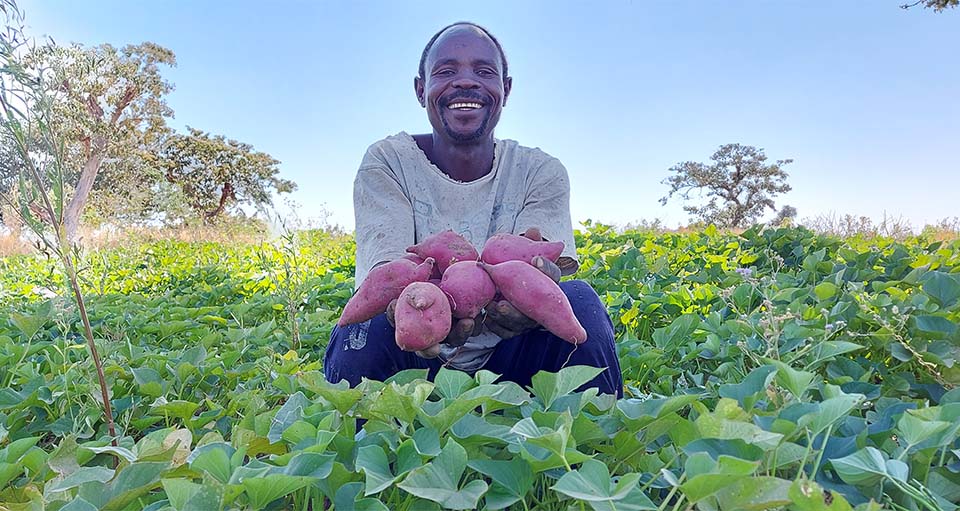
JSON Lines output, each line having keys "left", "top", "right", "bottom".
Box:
{"left": 63, "top": 136, "right": 105, "bottom": 242}
{"left": 203, "top": 181, "right": 234, "bottom": 222}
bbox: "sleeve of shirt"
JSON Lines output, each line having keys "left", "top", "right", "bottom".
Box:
{"left": 353, "top": 156, "right": 416, "bottom": 289}
{"left": 513, "top": 157, "right": 580, "bottom": 275}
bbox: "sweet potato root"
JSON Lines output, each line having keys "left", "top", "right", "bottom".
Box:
{"left": 480, "top": 232, "right": 564, "bottom": 265}
{"left": 407, "top": 230, "right": 479, "bottom": 275}
{"left": 338, "top": 257, "right": 435, "bottom": 326}
{"left": 394, "top": 282, "right": 452, "bottom": 352}
{"left": 440, "top": 261, "right": 496, "bottom": 319}
{"left": 480, "top": 260, "right": 586, "bottom": 344}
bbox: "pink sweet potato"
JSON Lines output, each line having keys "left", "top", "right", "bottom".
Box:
{"left": 440, "top": 261, "right": 496, "bottom": 319}
{"left": 403, "top": 254, "right": 442, "bottom": 279}
{"left": 406, "top": 230, "right": 479, "bottom": 275}
{"left": 480, "top": 232, "right": 564, "bottom": 266}
{"left": 394, "top": 282, "right": 452, "bottom": 352}
{"left": 338, "top": 257, "right": 435, "bottom": 326}
{"left": 480, "top": 260, "right": 587, "bottom": 344}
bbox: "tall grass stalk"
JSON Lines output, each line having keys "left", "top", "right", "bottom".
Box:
{"left": 0, "top": 0, "right": 117, "bottom": 445}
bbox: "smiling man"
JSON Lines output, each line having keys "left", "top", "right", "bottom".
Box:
{"left": 323, "top": 22, "right": 623, "bottom": 397}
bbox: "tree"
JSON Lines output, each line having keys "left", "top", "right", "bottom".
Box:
{"left": 660, "top": 143, "right": 793, "bottom": 228}
{"left": 160, "top": 127, "right": 296, "bottom": 221}
{"left": 84, "top": 126, "right": 183, "bottom": 224}
{"left": 21, "top": 40, "right": 176, "bottom": 238}
{"left": 900, "top": 0, "right": 958, "bottom": 11}
{"left": 772, "top": 205, "right": 797, "bottom": 226}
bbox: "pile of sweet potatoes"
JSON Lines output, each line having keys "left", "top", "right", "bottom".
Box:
{"left": 338, "top": 230, "right": 587, "bottom": 353}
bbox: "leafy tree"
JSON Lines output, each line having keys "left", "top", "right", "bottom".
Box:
{"left": 18, "top": 40, "right": 176, "bottom": 238}
{"left": 160, "top": 127, "right": 296, "bottom": 221}
{"left": 84, "top": 126, "right": 185, "bottom": 224}
{"left": 772, "top": 205, "right": 797, "bottom": 226}
{"left": 660, "top": 143, "right": 793, "bottom": 228}
{"left": 900, "top": 0, "right": 958, "bottom": 11}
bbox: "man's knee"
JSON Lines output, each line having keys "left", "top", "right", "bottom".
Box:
{"left": 558, "top": 280, "right": 611, "bottom": 331}
{"left": 323, "top": 315, "right": 396, "bottom": 385}
{"left": 559, "top": 279, "right": 602, "bottom": 306}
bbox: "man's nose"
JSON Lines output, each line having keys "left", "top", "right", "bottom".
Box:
{"left": 451, "top": 75, "right": 481, "bottom": 89}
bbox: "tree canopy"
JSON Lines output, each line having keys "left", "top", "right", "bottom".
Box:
{"left": 901, "top": 0, "right": 958, "bottom": 11}
{"left": 160, "top": 127, "right": 296, "bottom": 221}
{"left": 24, "top": 41, "right": 176, "bottom": 238}
{"left": 660, "top": 143, "right": 793, "bottom": 228}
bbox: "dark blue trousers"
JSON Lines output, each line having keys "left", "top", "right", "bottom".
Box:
{"left": 323, "top": 280, "right": 623, "bottom": 398}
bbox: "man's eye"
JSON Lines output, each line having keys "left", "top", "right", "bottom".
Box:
{"left": 435, "top": 69, "right": 454, "bottom": 76}
{"left": 477, "top": 69, "right": 495, "bottom": 76}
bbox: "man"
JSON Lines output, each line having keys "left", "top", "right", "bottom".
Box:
{"left": 323, "top": 22, "right": 623, "bottom": 397}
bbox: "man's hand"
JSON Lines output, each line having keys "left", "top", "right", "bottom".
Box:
{"left": 483, "top": 227, "right": 562, "bottom": 340}
{"left": 386, "top": 298, "right": 482, "bottom": 359}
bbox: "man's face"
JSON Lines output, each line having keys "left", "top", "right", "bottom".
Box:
{"left": 415, "top": 26, "right": 512, "bottom": 144}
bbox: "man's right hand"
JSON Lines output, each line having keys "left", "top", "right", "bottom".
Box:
{"left": 386, "top": 298, "right": 481, "bottom": 359}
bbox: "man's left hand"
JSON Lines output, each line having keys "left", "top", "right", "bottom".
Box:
{"left": 484, "top": 227, "right": 562, "bottom": 339}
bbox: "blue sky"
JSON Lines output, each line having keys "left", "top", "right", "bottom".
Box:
{"left": 20, "top": 1, "right": 960, "bottom": 231}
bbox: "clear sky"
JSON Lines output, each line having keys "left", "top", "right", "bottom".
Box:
{"left": 19, "top": 1, "right": 960, "bottom": 231}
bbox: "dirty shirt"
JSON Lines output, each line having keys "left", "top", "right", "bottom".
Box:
{"left": 351, "top": 131, "right": 579, "bottom": 372}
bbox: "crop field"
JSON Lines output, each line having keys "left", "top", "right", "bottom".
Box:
{"left": 0, "top": 225, "right": 958, "bottom": 510}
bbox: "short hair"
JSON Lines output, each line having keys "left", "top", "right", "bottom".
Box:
{"left": 417, "top": 22, "right": 508, "bottom": 80}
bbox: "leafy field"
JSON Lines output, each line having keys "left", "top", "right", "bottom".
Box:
{"left": 0, "top": 225, "right": 958, "bottom": 510}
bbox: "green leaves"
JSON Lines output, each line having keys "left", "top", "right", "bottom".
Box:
{"left": 798, "top": 393, "right": 864, "bottom": 436}
{"left": 831, "top": 447, "right": 900, "bottom": 486}
{"left": 718, "top": 365, "right": 777, "bottom": 409}
{"left": 678, "top": 455, "right": 759, "bottom": 502}
{"left": 788, "top": 480, "right": 854, "bottom": 511}
{"left": 531, "top": 365, "right": 606, "bottom": 409}
{"left": 467, "top": 458, "right": 534, "bottom": 510}
{"left": 2, "top": 224, "right": 959, "bottom": 511}
{"left": 356, "top": 445, "right": 398, "bottom": 495}
{"left": 921, "top": 271, "right": 960, "bottom": 309}
{"left": 267, "top": 391, "right": 310, "bottom": 444}
{"left": 242, "top": 474, "right": 314, "bottom": 510}
{"left": 397, "top": 439, "right": 488, "bottom": 510}
{"left": 552, "top": 459, "right": 656, "bottom": 511}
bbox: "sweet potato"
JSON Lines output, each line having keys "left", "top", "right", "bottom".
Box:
{"left": 394, "top": 282, "right": 452, "bottom": 352}
{"left": 480, "top": 232, "right": 564, "bottom": 265}
{"left": 337, "top": 257, "right": 435, "bottom": 326}
{"left": 480, "top": 260, "right": 587, "bottom": 344}
{"left": 440, "top": 261, "right": 496, "bottom": 319}
{"left": 407, "top": 230, "right": 479, "bottom": 275}
{"left": 403, "top": 254, "right": 442, "bottom": 279}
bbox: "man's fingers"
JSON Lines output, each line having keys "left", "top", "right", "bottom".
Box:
{"left": 491, "top": 300, "right": 537, "bottom": 329}
{"left": 522, "top": 227, "right": 542, "bottom": 241}
{"left": 485, "top": 300, "right": 536, "bottom": 340}
{"left": 386, "top": 299, "right": 398, "bottom": 327}
{"left": 472, "top": 314, "right": 486, "bottom": 336}
{"left": 416, "top": 344, "right": 441, "bottom": 359}
{"left": 485, "top": 319, "right": 519, "bottom": 340}
{"left": 533, "top": 255, "right": 561, "bottom": 283}
{"left": 445, "top": 318, "right": 474, "bottom": 347}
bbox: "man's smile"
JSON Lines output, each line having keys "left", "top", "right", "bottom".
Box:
{"left": 447, "top": 102, "right": 484, "bottom": 110}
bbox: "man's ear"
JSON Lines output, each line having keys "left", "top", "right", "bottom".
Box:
{"left": 414, "top": 77, "right": 425, "bottom": 107}
{"left": 503, "top": 76, "right": 512, "bottom": 107}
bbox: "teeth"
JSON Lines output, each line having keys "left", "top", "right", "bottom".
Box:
{"left": 448, "top": 102, "right": 483, "bottom": 110}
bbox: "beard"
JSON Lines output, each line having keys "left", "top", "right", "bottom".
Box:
{"left": 440, "top": 109, "right": 491, "bottom": 142}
